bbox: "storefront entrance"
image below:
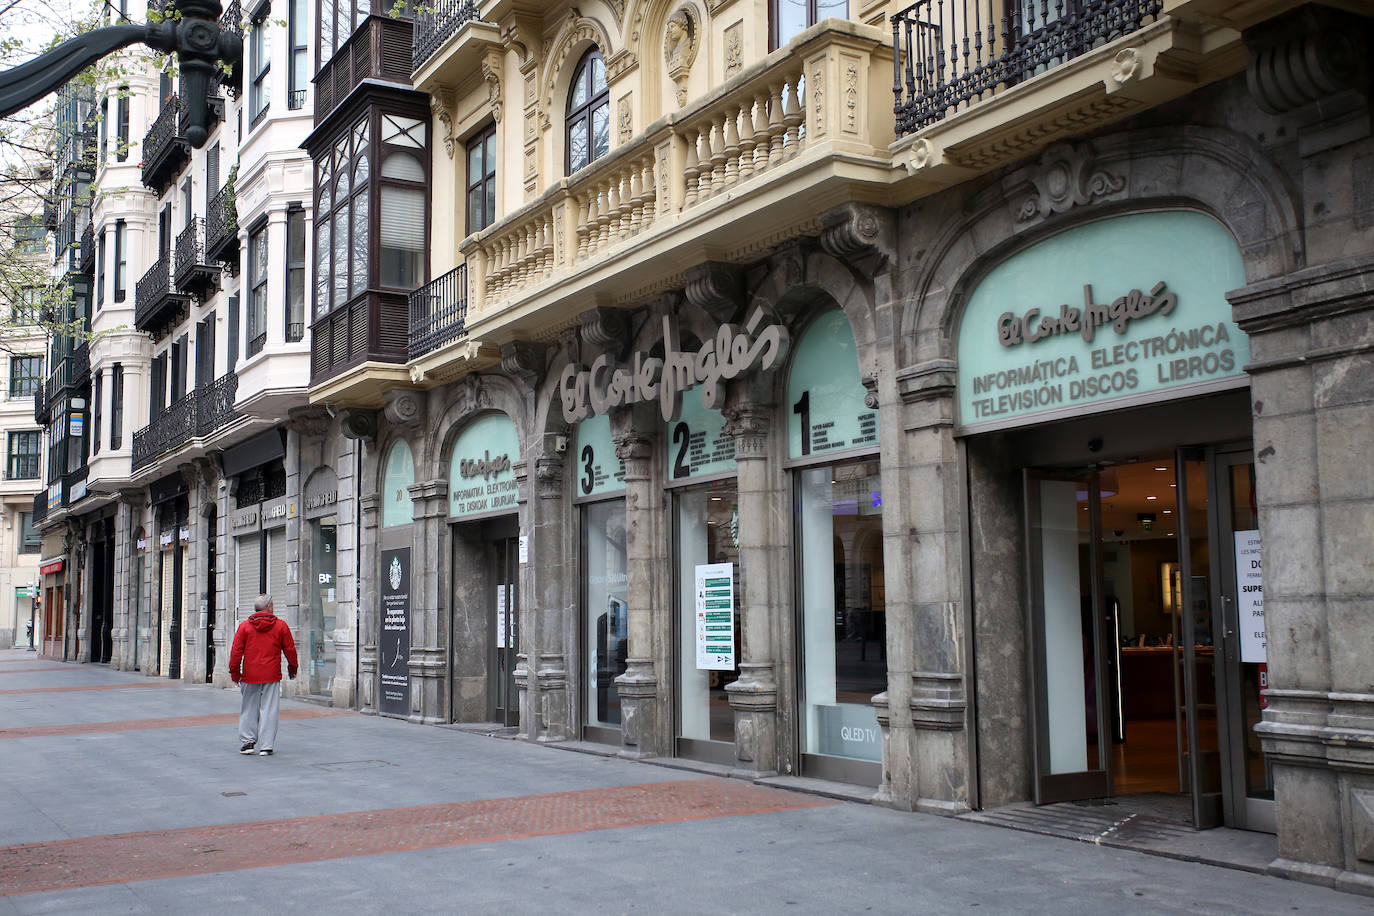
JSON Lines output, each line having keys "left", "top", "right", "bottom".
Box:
{"left": 486, "top": 521, "right": 519, "bottom": 727}
{"left": 1024, "top": 445, "right": 1272, "bottom": 832}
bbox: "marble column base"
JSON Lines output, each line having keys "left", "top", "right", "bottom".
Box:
{"left": 726, "top": 663, "right": 779, "bottom": 777}
{"left": 408, "top": 646, "right": 447, "bottom": 724}
{"left": 616, "top": 659, "right": 660, "bottom": 758}
{"left": 358, "top": 645, "right": 378, "bottom": 714}
{"left": 535, "top": 655, "right": 569, "bottom": 743}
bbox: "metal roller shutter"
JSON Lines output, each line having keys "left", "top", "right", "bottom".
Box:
{"left": 236, "top": 534, "right": 261, "bottom": 622}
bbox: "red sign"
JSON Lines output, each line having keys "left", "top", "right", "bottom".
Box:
{"left": 39, "top": 559, "right": 64, "bottom": 575}
{"left": 1258, "top": 662, "right": 1269, "bottom": 711}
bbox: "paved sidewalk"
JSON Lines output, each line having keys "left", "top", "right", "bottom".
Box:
{"left": 1, "top": 650, "right": 1367, "bottom": 915}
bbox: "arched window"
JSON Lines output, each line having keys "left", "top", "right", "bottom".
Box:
{"left": 565, "top": 49, "right": 609, "bottom": 174}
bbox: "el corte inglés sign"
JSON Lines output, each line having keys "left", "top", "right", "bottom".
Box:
{"left": 559, "top": 308, "right": 790, "bottom": 424}
{"left": 956, "top": 211, "right": 1250, "bottom": 431}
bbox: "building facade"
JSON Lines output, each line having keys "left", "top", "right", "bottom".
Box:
{"left": 31, "top": 0, "right": 1374, "bottom": 897}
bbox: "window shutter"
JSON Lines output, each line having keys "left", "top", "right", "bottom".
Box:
{"left": 228, "top": 294, "right": 240, "bottom": 368}
{"left": 236, "top": 533, "right": 261, "bottom": 622}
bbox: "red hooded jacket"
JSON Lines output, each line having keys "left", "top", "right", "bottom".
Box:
{"left": 229, "top": 611, "right": 298, "bottom": 684}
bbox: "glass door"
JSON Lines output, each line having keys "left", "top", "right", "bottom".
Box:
{"left": 490, "top": 534, "right": 519, "bottom": 727}
{"left": 1209, "top": 448, "right": 1275, "bottom": 832}
{"left": 1024, "top": 470, "right": 1112, "bottom": 803}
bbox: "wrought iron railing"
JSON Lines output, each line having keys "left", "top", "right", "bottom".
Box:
{"left": 80, "top": 222, "right": 95, "bottom": 269}
{"left": 131, "top": 389, "right": 198, "bottom": 471}
{"left": 141, "top": 94, "right": 181, "bottom": 181}
{"left": 412, "top": 0, "right": 479, "bottom": 72}
{"left": 174, "top": 217, "right": 217, "bottom": 291}
{"left": 408, "top": 263, "right": 467, "bottom": 360}
{"left": 196, "top": 371, "right": 239, "bottom": 437}
{"left": 286, "top": 322, "right": 304, "bottom": 342}
{"left": 219, "top": 0, "right": 243, "bottom": 96}
{"left": 71, "top": 342, "right": 90, "bottom": 383}
{"left": 891, "top": 0, "right": 1163, "bottom": 135}
{"left": 134, "top": 252, "right": 175, "bottom": 329}
{"left": 206, "top": 181, "right": 237, "bottom": 261}
{"left": 179, "top": 74, "right": 224, "bottom": 137}
{"left": 288, "top": 89, "right": 306, "bottom": 110}
{"left": 247, "top": 331, "right": 266, "bottom": 357}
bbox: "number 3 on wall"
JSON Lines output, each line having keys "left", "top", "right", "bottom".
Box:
{"left": 580, "top": 445, "right": 595, "bottom": 495}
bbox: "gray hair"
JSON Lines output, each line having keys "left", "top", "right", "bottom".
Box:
{"left": 254, "top": 594, "right": 274, "bottom": 612}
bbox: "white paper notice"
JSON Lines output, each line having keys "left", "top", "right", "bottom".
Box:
{"left": 518, "top": 535, "right": 529, "bottom": 565}
{"left": 496, "top": 587, "right": 507, "bottom": 648}
{"left": 1235, "top": 529, "right": 1265, "bottom": 663}
{"left": 694, "top": 562, "right": 735, "bottom": 670}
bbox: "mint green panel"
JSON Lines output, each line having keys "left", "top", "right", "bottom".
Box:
{"left": 381, "top": 440, "right": 414, "bottom": 529}
{"left": 665, "top": 386, "right": 736, "bottom": 482}
{"left": 574, "top": 412, "right": 626, "bottom": 498}
{"left": 448, "top": 413, "right": 521, "bottom": 520}
{"left": 786, "top": 310, "right": 877, "bottom": 461}
{"left": 956, "top": 211, "right": 1250, "bottom": 432}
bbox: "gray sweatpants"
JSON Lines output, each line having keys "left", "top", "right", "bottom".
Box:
{"left": 239, "top": 681, "right": 282, "bottom": 751}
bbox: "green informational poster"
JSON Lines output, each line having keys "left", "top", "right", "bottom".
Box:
{"left": 786, "top": 310, "right": 877, "bottom": 460}
{"left": 381, "top": 440, "right": 414, "bottom": 529}
{"left": 448, "top": 413, "right": 521, "bottom": 519}
{"left": 573, "top": 413, "right": 626, "bottom": 499}
{"left": 956, "top": 211, "right": 1250, "bottom": 432}
{"left": 665, "top": 386, "right": 736, "bottom": 481}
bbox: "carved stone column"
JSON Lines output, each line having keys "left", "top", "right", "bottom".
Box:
{"left": 407, "top": 478, "right": 449, "bottom": 724}
{"left": 883, "top": 359, "right": 971, "bottom": 814}
{"left": 723, "top": 402, "right": 779, "bottom": 776}
{"left": 110, "top": 492, "right": 146, "bottom": 671}
{"left": 531, "top": 447, "right": 570, "bottom": 742}
{"left": 612, "top": 425, "right": 664, "bottom": 757}
{"left": 357, "top": 492, "right": 380, "bottom": 714}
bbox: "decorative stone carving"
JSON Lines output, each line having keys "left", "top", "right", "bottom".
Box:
{"left": 723, "top": 404, "right": 770, "bottom": 459}
{"left": 905, "top": 137, "right": 934, "bottom": 173}
{"left": 683, "top": 261, "right": 742, "bottom": 321}
{"left": 910, "top": 670, "right": 967, "bottom": 731}
{"left": 1111, "top": 47, "right": 1144, "bottom": 85}
{"left": 285, "top": 405, "right": 330, "bottom": 438}
{"left": 862, "top": 373, "right": 880, "bottom": 411}
{"left": 663, "top": 6, "right": 699, "bottom": 108}
{"left": 819, "top": 202, "right": 895, "bottom": 268}
{"left": 382, "top": 390, "right": 425, "bottom": 429}
{"left": 617, "top": 93, "right": 632, "bottom": 144}
{"left": 578, "top": 306, "right": 629, "bottom": 353}
{"left": 724, "top": 21, "right": 742, "bottom": 76}
{"left": 339, "top": 408, "right": 378, "bottom": 441}
{"left": 430, "top": 92, "right": 455, "bottom": 159}
{"left": 500, "top": 339, "right": 546, "bottom": 389}
{"left": 535, "top": 456, "right": 565, "bottom": 500}
{"left": 481, "top": 49, "right": 503, "bottom": 123}
{"left": 1012, "top": 141, "right": 1124, "bottom": 223}
{"left": 1244, "top": 6, "right": 1370, "bottom": 157}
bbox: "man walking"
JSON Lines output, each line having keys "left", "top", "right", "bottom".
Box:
{"left": 229, "top": 594, "right": 298, "bottom": 756}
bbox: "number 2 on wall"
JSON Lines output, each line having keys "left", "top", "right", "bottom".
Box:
{"left": 792, "top": 390, "right": 810, "bottom": 456}
{"left": 672, "top": 422, "right": 690, "bottom": 479}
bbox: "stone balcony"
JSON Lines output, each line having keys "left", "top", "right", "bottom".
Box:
{"left": 376, "top": 23, "right": 895, "bottom": 400}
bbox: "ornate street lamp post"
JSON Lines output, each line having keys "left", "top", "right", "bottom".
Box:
{"left": 0, "top": 0, "right": 241, "bottom": 148}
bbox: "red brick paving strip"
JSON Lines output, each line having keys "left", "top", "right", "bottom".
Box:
{"left": 0, "top": 707, "right": 352, "bottom": 739}
{"left": 0, "top": 683, "right": 181, "bottom": 695}
{"left": 0, "top": 779, "right": 835, "bottom": 896}
{"left": 0, "top": 667, "right": 83, "bottom": 674}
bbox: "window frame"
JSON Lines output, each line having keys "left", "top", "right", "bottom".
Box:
{"left": 286, "top": 205, "right": 306, "bottom": 341}
{"left": 115, "top": 88, "right": 129, "bottom": 161}
{"left": 114, "top": 219, "right": 127, "bottom": 301}
{"left": 249, "top": 4, "right": 272, "bottom": 126}
{"left": 564, "top": 48, "right": 609, "bottom": 176}
{"left": 248, "top": 220, "right": 269, "bottom": 356}
{"left": 96, "top": 228, "right": 105, "bottom": 310}
{"left": 110, "top": 363, "right": 124, "bottom": 450}
{"left": 288, "top": 0, "right": 308, "bottom": 109}
{"left": 7, "top": 430, "right": 40, "bottom": 480}
{"left": 18, "top": 510, "right": 40, "bottom": 553}
{"left": 8, "top": 355, "right": 42, "bottom": 398}
{"left": 769, "top": 0, "right": 848, "bottom": 50}
{"left": 465, "top": 121, "right": 497, "bottom": 235}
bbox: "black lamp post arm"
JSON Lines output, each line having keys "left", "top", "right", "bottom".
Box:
{"left": 0, "top": 0, "right": 240, "bottom": 149}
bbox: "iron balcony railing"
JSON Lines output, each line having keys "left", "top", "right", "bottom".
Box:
{"left": 134, "top": 252, "right": 175, "bottom": 329}
{"left": 219, "top": 0, "right": 243, "bottom": 96}
{"left": 288, "top": 89, "right": 306, "bottom": 110}
{"left": 891, "top": 0, "right": 1163, "bottom": 135}
{"left": 71, "top": 342, "right": 90, "bottom": 384}
{"left": 196, "top": 371, "right": 239, "bottom": 437}
{"left": 142, "top": 95, "right": 179, "bottom": 173}
{"left": 174, "top": 217, "right": 220, "bottom": 295}
{"left": 247, "top": 331, "right": 267, "bottom": 357}
{"left": 412, "top": 0, "right": 479, "bottom": 72}
{"left": 131, "top": 389, "right": 198, "bottom": 471}
{"left": 80, "top": 222, "right": 95, "bottom": 269}
{"left": 407, "top": 263, "right": 467, "bottom": 361}
{"left": 206, "top": 181, "right": 238, "bottom": 263}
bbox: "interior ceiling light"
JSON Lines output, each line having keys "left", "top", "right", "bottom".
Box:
{"left": 1154, "top": 466, "right": 1168, "bottom": 471}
